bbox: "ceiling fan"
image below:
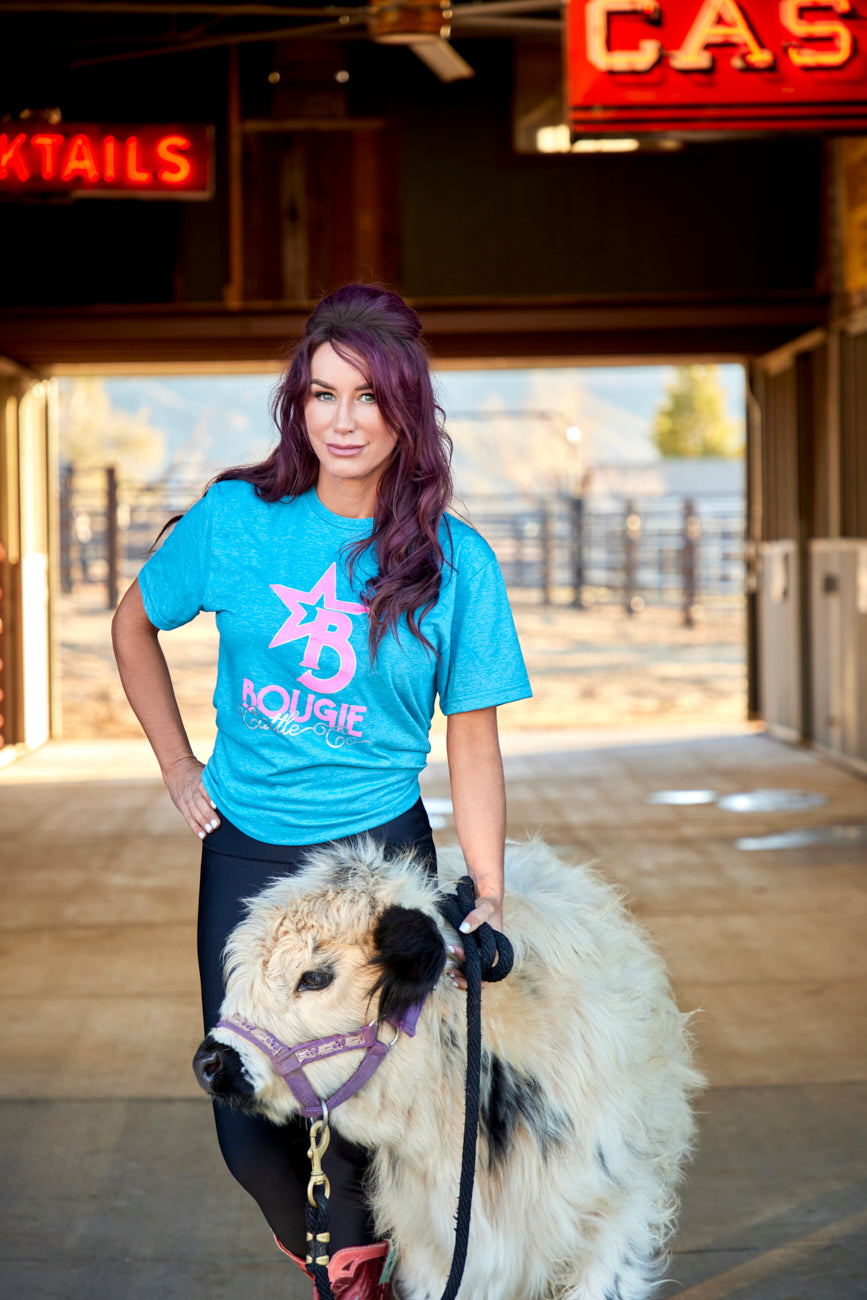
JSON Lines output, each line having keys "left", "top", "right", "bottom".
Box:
{"left": 42, "top": 0, "right": 563, "bottom": 84}
{"left": 365, "top": 0, "right": 562, "bottom": 82}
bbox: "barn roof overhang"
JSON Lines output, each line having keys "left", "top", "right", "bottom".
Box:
{"left": 0, "top": 291, "right": 829, "bottom": 372}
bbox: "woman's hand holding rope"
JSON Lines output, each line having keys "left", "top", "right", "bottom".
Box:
{"left": 446, "top": 892, "right": 503, "bottom": 991}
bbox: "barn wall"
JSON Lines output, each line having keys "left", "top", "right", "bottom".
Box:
{"left": 0, "top": 39, "right": 825, "bottom": 311}
{"left": 750, "top": 137, "right": 867, "bottom": 771}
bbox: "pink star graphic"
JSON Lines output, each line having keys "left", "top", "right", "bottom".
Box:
{"left": 269, "top": 563, "right": 367, "bottom": 693}
{"left": 270, "top": 563, "right": 366, "bottom": 649}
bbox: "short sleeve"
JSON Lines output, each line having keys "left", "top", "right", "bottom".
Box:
{"left": 437, "top": 556, "right": 532, "bottom": 715}
{"left": 137, "top": 490, "right": 214, "bottom": 630}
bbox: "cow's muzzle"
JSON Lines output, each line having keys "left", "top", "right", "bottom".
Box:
{"left": 193, "top": 1035, "right": 257, "bottom": 1109}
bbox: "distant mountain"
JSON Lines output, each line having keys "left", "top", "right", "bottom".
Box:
{"left": 102, "top": 365, "right": 745, "bottom": 491}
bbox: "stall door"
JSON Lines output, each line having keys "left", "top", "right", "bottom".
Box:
{"left": 748, "top": 334, "right": 826, "bottom": 743}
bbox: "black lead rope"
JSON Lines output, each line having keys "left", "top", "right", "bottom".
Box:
{"left": 306, "top": 1108, "right": 337, "bottom": 1300}
{"left": 306, "top": 1182, "right": 336, "bottom": 1300}
{"left": 303, "top": 877, "right": 514, "bottom": 1300}
{"left": 435, "top": 876, "right": 514, "bottom": 1300}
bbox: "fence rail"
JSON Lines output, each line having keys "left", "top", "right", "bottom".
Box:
{"left": 60, "top": 469, "right": 745, "bottom": 622}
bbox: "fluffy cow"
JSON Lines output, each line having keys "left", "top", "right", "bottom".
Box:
{"left": 194, "top": 837, "right": 702, "bottom": 1300}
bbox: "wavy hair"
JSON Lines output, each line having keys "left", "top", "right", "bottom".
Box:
{"left": 213, "top": 284, "right": 453, "bottom": 656}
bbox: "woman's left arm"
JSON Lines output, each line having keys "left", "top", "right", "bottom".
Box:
{"left": 446, "top": 705, "right": 506, "bottom": 936}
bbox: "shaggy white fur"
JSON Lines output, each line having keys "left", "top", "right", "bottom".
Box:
{"left": 210, "top": 838, "right": 704, "bottom": 1300}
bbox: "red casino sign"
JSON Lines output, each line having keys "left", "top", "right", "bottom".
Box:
{"left": 567, "top": 0, "right": 867, "bottom": 132}
{"left": 0, "top": 123, "right": 213, "bottom": 197}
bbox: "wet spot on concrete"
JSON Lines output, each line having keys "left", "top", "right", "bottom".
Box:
{"left": 648, "top": 789, "right": 717, "bottom": 805}
{"left": 736, "top": 824, "right": 867, "bottom": 851}
{"left": 718, "top": 788, "right": 827, "bottom": 813}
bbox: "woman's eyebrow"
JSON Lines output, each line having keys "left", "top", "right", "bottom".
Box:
{"left": 310, "top": 378, "right": 372, "bottom": 391}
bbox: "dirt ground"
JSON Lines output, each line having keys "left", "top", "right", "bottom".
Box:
{"left": 58, "top": 587, "right": 747, "bottom": 739}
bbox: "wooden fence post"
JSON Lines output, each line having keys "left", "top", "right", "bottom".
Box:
{"left": 682, "top": 497, "right": 700, "bottom": 627}
{"left": 541, "top": 500, "right": 553, "bottom": 605}
{"left": 624, "top": 500, "right": 641, "bottom": 614}
{"left": 106, "top": 466, "right": 119, "bottom": 611}
{"left": 59, "top": 463, "right": 74, "bottom": 595}
{"left": 570, "top": 495, "right": 586, "bottom": 607}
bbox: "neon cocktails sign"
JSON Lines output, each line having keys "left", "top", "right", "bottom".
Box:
{"left": 0, "top": 124, "right": 213, "bottom": 197}
{"left": 567, "top": 0, "right": 867, "bottom": 132}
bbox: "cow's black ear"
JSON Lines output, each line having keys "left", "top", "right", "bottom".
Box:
{"left": 369, "top": 905, "right": 447, "bottom": 1025}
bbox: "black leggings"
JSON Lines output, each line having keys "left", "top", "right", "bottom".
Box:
{"left": 197, "top": 798, "right": 437, "bottom": 1257}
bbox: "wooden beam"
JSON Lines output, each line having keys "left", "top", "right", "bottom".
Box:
{"left": 0, "top": 294, "right": 829, "bottom": 369}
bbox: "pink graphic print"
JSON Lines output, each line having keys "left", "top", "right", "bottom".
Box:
{"left": 269, "top": 563, "right": 366, "bottom": 693}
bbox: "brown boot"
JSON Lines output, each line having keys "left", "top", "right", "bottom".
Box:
{"left": 321, "top": 1242, "right": 397, "bottom": 1299}
{"left": 275, "top": 1235, "right": 398, "bottom": 1299}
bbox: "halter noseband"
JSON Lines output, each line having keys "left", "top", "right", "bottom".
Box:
{"left": 215, "top": 998, "right": 426, "bottom": 1120}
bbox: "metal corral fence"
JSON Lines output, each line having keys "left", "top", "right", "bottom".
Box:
{"left": 60, "top": 469, "right": 745, "bottom": 623}
{"left": 459, "top": 494, "right": 745, "bottom": 622}
{"left": 59, "top": 466, "right": 205, "bottom": 607}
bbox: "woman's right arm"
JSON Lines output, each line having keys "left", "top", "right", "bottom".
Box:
{"left": 111, "top": 579, "right": 220, "bottom": 839}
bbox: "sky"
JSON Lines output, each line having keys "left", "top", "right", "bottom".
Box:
{"left": 96, "top": 363, "right": 746, "bottom": 494}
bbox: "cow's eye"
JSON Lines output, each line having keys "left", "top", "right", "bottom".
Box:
{"left": 296, "top": 968, "right": 335, "bottom": 992}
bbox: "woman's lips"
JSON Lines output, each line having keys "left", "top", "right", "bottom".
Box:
{"left": 327, "top": 444, "right": 364, "bottom": 457}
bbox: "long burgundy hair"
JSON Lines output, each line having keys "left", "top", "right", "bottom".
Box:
{"left": 213, "top": 284, "right": 454, "bottom": 655}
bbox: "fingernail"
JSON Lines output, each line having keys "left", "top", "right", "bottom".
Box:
{"left": 198, "top": 830, "right": 205, "bottom": 839}
{"left": 446, "top": 944, "right": 458, "bottom": 955}
{"left": 459, "top": 921, "right": 471, "bottom": 934}
{"left": 208, "top": 820, "right": 218, "bottom": 832}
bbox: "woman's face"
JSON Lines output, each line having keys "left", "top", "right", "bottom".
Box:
{"left": 304, "top": 342, "right": 397, "bottom": 513}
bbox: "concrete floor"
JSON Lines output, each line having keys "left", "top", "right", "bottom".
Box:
{"left": 1, "top": 726, "right": 865, "bottom": 1299}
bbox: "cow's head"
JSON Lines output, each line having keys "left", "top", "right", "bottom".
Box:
{"left": 192, "top": 843, "right": 447, "bottom": 1123}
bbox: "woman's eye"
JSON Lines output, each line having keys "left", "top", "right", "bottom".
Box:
{"left": 358, "top": 392, "right": 376, "bottom": 404}
{"left": 296, "top": 968, "right": 335, "bottom": 992}
{"left": 312, "top": 390, "right": 334, "bottom": 401}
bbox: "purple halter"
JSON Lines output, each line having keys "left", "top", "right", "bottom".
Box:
{"left": 215, "top": 999, "right": 426, "bottom": 1120}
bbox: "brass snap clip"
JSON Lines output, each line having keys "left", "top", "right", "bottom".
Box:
{"left": 306, "top": 1102, "right": 332, "bottom": 1209}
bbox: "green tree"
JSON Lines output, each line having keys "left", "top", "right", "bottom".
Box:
{"left": 651, "top": 366, "right": 742, "bottom": 458}
{"left": 58, "top": 377, "right": 166, "bottom": 479}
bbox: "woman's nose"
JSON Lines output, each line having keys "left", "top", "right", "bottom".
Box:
{"left": 331, "top": 399, "right": 355, "bottom": 433}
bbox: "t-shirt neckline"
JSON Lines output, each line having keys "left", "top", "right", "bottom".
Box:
{"left": 305, "top": 486, "right": 374, "bottom": 532}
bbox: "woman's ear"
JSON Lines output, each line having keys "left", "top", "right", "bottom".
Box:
{"left": 368, "top": 905, "right": 447, "bottom": 1025}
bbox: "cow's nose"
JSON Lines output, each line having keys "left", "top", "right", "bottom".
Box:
{"left": 193, "top": 1036, "right": 231, "bottom": 1093}
{"left": 193, "top": 1035, "right": 256, "bottom": 1106}
{"left": 198, "top": 1046, "right": 223, "bottom": 1082}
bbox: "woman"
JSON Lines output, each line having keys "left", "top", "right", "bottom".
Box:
{"left": 112, "top": 284, "right": 531, "bottom": 1298}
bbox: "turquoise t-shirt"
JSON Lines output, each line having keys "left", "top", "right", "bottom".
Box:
{"left": 138, "top": 481, "right": 531, "bottom": 844}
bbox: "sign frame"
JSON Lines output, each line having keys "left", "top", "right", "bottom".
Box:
{"left": 567, "top": 0, "right": 867, "bottom": 134}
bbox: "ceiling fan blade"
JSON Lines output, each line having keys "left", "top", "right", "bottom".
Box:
{"left": 452, "top": 14, "right": 561, "bottom": 34}
{"left": 451, "top": 0, "right": 562, "bottom": 16}
{"left": 409, "top": 36, "right": 474, "bottom": 80}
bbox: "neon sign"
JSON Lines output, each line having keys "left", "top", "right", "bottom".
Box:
{"left": 0, "top": 124, "right": 213, "bottom": 197}
{"left": 567, "top": 0, "right": 867, "bottom": 132}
